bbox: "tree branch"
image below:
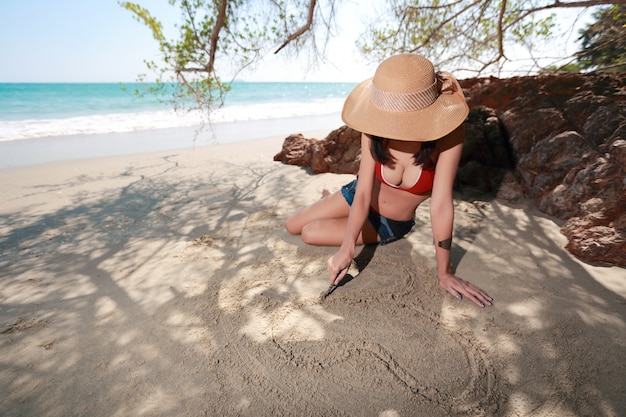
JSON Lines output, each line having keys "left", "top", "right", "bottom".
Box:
{"left": 274, "top": 0, "right": 317, "bottom": 54}
{"left": 542, "top": 0, "right": 626, "bottom": 8}
{"left": 497, "top": 0, "right": 506, "bottom": 58}
{"left": 207, "top": 0, "right": 228, "bottom": 73}
{"left": 406, "top": 0, "right": 479, "bottom": 54}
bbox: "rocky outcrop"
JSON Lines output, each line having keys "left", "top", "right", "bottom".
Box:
{"left": 274, "top": 73, "right": 626, "bottom": 267}
{"left": 464, "top": 74, "right": 626, "bottom": 267}
{"left": 273, "top": 125, "right": 361, "bottom": 174}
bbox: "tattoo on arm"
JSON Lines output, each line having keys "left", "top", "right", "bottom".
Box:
{"left": 437, "top": 237, "right": 452, "bottom": 250}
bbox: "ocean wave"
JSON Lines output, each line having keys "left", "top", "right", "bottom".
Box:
{"left": 0, "top": 98, "right": 344, "bottom": 142}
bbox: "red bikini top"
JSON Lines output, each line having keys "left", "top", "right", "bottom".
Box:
{"left": 375, "top": 162, "right": 435, "bottom": 195}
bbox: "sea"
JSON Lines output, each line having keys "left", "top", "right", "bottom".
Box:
{"left": 0, "top": 81, "right": 356, "bottom": 141}
{"left": 0, "top": 81, "right": 356, "bottom": 168}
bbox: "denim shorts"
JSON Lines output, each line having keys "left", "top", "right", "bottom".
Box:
{"left": 340, "top": 179, "right": 415, "bottom": 245}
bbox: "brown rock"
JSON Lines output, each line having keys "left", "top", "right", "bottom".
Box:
{"left": 273, "top": 133, "right": 315, "bottom": 168}
{"left": 612, "top": 139, "right": 626, "bottom": 166}
{"left": 500, "top": 108, "right": 568, "bottom": 156}
{"left": 274, "top": 125, "right": 361, "bottom": 174}
{"left": 496, "top": 171, "right": 525, "bottom": 202}
{"left": 517, "top": 130, "right": 592, "bottom": 209}
{"left": 562, "top": 218, "right": 626, "bottom": 266}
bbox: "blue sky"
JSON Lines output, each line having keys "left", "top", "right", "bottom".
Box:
{"left": 0, "top": 1, "right": 594, "bottom": 83}
{"left": 0, "top": 0, "right": 376, "bottom": 83}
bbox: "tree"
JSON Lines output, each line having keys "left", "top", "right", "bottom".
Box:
{"left": 576, "top": 4, "right": 626, "bottom": 71}
{"left": 121, "top": 0, "right": 626, "bottom": 114}
{"left": 358, "top": 0, "right": 626, "bottom": 74}
{"left": 119, "top": 0, "right": 338, "bottom": 115}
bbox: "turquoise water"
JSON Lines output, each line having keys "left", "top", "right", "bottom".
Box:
{"left": 0, "top": 81, "right": 357, "bottom": 141}
{"left": 0, "top": 83, "right": 168, "bottom": 120}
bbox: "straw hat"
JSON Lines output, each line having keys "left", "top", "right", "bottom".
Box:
{"left": 341, "top": 54, "right": 469, "bottom": 142}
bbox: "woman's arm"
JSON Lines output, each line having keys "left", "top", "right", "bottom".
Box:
{"left": 327, "top": 133, "right": 376, "bottom": 284}
{"left": 430, "top": 126, "right": 493, "bottom": 307}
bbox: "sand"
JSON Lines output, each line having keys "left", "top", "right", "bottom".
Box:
{"left": 0, "top": 132, "right": 625, "bottom": 417}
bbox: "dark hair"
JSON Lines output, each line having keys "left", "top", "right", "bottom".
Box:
{"left": 370, "top": 136, "right": 436, "bottom": 168}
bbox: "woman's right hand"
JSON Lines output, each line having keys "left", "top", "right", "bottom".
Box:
{"left": 327, "top": 248, "right": 353, "bottom": 285}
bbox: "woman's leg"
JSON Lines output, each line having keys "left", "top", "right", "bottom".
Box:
{"left": 284, "top": 191, "right": 349, "bottom": 235}
{"left": 300, "top": 217, "right": 379, "bottom": 246}
{"left": 284, "top": 191, "right": 379, "bottom": 246}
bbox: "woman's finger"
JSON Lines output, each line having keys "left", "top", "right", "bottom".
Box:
{"left": 332, "top": 267, "right": 349, "bottom": 285}
{"left": 451, "top": 282, "right": 492, "bottom": 307}
{"left": 467, "top": 288, "right": 493, "bottom": 307}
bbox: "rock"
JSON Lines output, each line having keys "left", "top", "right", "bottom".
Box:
{"left": 500, "top": 108, "right": 568, "bottom": 156}
{"left": 496, "top": 171, "right": 525, "bottom": 202}
{"left": 540, "top": 153, "right": 623, "bottom": 219}
{"left": 273, "top": 133, "right": 315, "bottom": 168}
{"left": 562, "top": 218, "right": 626, "bottom": 267}
{"left": 274, "top": 72, "right": 626, "bottom": 267}
{"left": 612, "top": 139, "right": 626, "bottom": 166}
{"left": 274, "top": 125, "right": 361, "bottom": 174}
{"left": 517, "top": 130, "right": 592, "bottom": 212}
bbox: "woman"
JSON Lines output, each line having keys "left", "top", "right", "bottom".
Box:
{"left": 285, "top": 54, "right": 492, "bottom": 308}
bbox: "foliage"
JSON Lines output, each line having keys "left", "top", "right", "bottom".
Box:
{"left": 540, "top": 62, "right": 584, "bottom": 73}
{"left": 357, "top": 0, "right": 626, "bottom": 75}
{"left": 121, "top": 0, "right": 626, "bottom": 114}
{"left": 576, "top": 4, "right": 626, "bottom": 71}
{"left": 119, "top": 0, "right": 337, "bottom": 116}
{"left": 358, "top": 0, "right": 558, "bottom": 74}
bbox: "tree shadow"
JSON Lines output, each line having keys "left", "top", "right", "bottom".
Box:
{"left": 0, "top": 154, "right": 299, "bottom": 416}
{"left": 0, "top": 156, "right": 624, "bottom": 416}
{"left": 448, "top": 199, "right": 626, "bottom": 415}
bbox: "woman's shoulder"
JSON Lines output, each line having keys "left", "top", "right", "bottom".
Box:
{"left": 436, "top": 125, "right": 465, "bottom": 153}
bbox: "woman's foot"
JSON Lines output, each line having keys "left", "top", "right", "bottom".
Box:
{"left": 321, "top": 189, "right": 331, "bottom": 199}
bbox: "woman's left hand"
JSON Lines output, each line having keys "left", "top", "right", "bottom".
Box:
{"left": 439, "top": 273, "right": 493, "bottom": 308}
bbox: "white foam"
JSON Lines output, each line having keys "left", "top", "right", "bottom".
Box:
{"left": 0, "top": 99, "right": 345, "bottom": 142}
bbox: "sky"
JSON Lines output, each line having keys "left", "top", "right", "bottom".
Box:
{"left": 0, "top": 0, "right": 378, "bottom": 83}
{"left": 0, "top": 1, "right": 594, "bottom": 83}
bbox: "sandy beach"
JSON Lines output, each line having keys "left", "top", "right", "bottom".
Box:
{"left": 1, "top": 130, "right": 625, "bottom": 417}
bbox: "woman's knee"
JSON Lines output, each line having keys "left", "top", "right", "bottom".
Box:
{"left": 286, "top": 218, "right": 331, "bottom": 245}
{"left": 284, "top": 215, "right": 302, "bottom": 235}
{"left": 300, "top": 223, "right": 318, "bottom": 245}
{"left": 301, "top": 221, "right": 344, "bottom": 246}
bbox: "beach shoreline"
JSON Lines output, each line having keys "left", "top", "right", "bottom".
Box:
{"left": 0, "top": 113, "right": 342, "bottom": 169}
{"left": 1, "top": 129, "right": 625, "bottom": 416}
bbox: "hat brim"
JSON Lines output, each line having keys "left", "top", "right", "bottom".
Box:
{"left": 341, "top": 77, "right": 469, "bottom": 142}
